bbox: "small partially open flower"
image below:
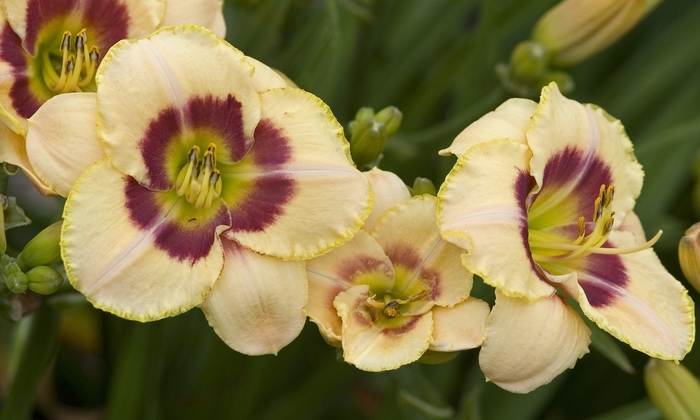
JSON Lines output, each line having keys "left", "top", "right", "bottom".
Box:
{"left": 305, "top": 169, "right": 489, "bottom": 371}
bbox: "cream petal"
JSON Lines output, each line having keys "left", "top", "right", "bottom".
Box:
{"left": 438, "top": 139, "right": 556, "bottom": 301}
{"left": 200, "top": 237, "right": 307, "bottom": 355}
{"left": 26, "top": 93, "right": 105, "bottom": 197}
{"left": 362, "top": 167, "right": 411, "bottom": 233}
{"left": 526, "top": 83, "right": 643, "bottom": 229}
{"left": 246, "top": 56, "right": 291, "bottom": 91}
{"left": 429, "top": 298, "right": 490, "bottom": 352}
{"left": 574, "top": 230, "right": 695, "bottom": 361}
{"left": 479, "top": 291, "right": 591, "bottom": 393}
{"left": 305, "top": 230, "right": 395, "bottom": 345}
{"left": 0, "top": 120, "right": 55, "bottom": 195}
{"left": 439, "top": 98, "right": 537, "bottom": 157}
{"left": 373, "top": 195, "right": 472, "bottom": 308}
{"left": 225, "top": 88, "right": 373, "bottom": 260}
{"left": 97, "top": 25, "right": 260, "bottom": 186}
{"left": 335, "top": 284, "right": 433, "bottom": 372}
{"left": 160, "top": 0, "right": 226, "bottom": 39}
{"left": 61, "top": 159, "right": 229, "bottom": 321}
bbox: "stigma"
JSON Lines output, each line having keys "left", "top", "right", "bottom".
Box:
{"left": 43, "top": 29, "right": 99, "bottom": 94}
{"left": 530, "top": 184, "right": 662, "bottom": 263}
{"left": 175, "top": 143, "right": 223, "bottom": 209}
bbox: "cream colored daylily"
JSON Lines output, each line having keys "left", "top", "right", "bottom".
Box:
{"left": 0, "top": 0, "right": 225, "bottom": 195}
{"left": 60, "top": 26, "right": 373, "bottom": 355}
{"left": 438, "top": 83, "right": 694, "bottom": 393}
{"left": 305, "top": 169, "right": 489, "bottom": 371}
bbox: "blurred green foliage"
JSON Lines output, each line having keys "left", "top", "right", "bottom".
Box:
{"left": 2, "top": 0, "right": 700, "bottom": 418}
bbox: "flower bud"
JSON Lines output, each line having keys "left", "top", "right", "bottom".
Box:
{"left": 350, "top": 122, "right": 387, "bottom": 168}
{"left": 2, "top": 258, "right": 28, "bottom": 293}
{"left": 532, "top": 0, "right": 661, "bottom": 67}
{"left": 418, "top": 350, "right": 459, "bottom": 365}
{"left": 16, "top": 220, "right": 62, "bottom": 271}
{"left": 644, "top": 359, "right": 700, "bottom": 420}
{"left": 509, "top": 41, "right": 550, "bottom": 82}
{"left": 411, "top": 177, "right": 436, "bottom": 196}
{"left": 374, "top": 106, "right": 403, "bottom": 138}
{"left": 26, "top": 266, "right": 63, "bottom": 295}
{"left": 538, "top": 70, "right": 575, "bottom": 95}
{"left": 679, "top": 222, "right": 700, "bottom": 293}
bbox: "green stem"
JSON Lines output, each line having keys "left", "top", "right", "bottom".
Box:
{"left": 0, "top": 305, "right": 60, "bottom": 420}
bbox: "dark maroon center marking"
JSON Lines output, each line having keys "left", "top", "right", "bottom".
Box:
{"left": 1, "top": 21, "right": 41, "bottom": 118}
{"left": 224, "top": 118, "right": 297, "bottom": 234}
{"left": 24, "top": 0, "right": 129, "bottom": 55}
{"left": 336, "top": 256, "right": 393, "bottom": 285}
{"left": 124, "top": 176, "right": 231, "bottom": 264}
{"left": 514, "top": 171, "right": 548, "bottom": 283}
{"left": 140, "top": 94, "right": 251, "bottom": 190}
{"left": 386, "top": 243, "right": 442, "bottom": 300}
{"left": 532, "top": 146, "right": 613, "bottom": 222}
{"left": 577, "top": 253, "right": 628, "bottom": 308}
{"left": 381, "top": 316, "right": 420, "bottom": 337}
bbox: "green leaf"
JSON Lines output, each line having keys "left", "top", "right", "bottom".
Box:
{"left": 0, "top": 305, "right": 60, "bottom": 420}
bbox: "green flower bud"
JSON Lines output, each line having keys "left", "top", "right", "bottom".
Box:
{"left": 679, "top": 222, "right": 700, "bottom": 293}
{"left": 3, "top": 259, "right": 28, "bottom": 293}
{"left": 411, "top": 177, "right": 436, "bottom": 196}
{"left": 645, "top": 359, "right": 700, "bottom": 420}
{"left": 374, "top": 106, "right": 403, "bottom": 138}
{"left": 350, "top": 121, "right": 387, "bottom": 168}
{"left": 26, "top": 266, "right": 64, "bottom": 295}
{"left": 16, "top": 220, "right": 62, "bottom": 271}
{"left": 509, "top": 41, "right": 550, "bottom": 82}
{"left": 355, "top": 107, "right": 375, "bottom": 125}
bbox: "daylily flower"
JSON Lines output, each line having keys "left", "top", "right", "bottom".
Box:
{"left": 60, "top": 25, "right": 373, "bottom": 355}
{"left": 0, "top": 0, "right": 225, "bottom": 195}
{"left": 437, "top": 83, "right": 695, "bottom": 393}
{"left": 305, "top": 168, "right": 489, "bottom": 371}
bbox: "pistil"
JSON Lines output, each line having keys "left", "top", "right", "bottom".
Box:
{"left": 44, "top": 29, "right": 99, "bottom": 94}
{"left": 530, "top": 184, "right": 661, "bottom": 263}
{"left": 175, "top": 143, "right": 223, "bottom": 209}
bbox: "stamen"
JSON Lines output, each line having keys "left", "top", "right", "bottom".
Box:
{"left": 533, "top": 230, "right": 662, "bottom": 262}
{"left": 175, "top": 144, "right": 223, "bottom": 209}
{"left": 46, "top": 29, "right": 98, "bottom": 93}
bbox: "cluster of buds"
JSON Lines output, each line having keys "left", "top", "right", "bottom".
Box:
{"left": 499, "top": 0, "right": 662, "bottom": 97}
{"left": 348, "top": 106, "right": 403, "bottom": 168}
{"left": 1, "top": 221, "right": 64, "bottom": 297}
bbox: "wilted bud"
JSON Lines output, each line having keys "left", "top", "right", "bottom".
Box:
{"left": 350, "top": 122, "right": 387, "bottom": 168}
{"left": 26, "top": 266, "right": 64, "bottom": 295}
{"left": 374, "top": 106, "right": 403, "bottom": 138}
{"left": 645, "top": 359, "right": 700, "bottom": 420}
{"left": 509, "top": 41, "right": 550, "bottom": 82}
{"left": 532, "top": 0, "right": 662, "bottom": 67}
{"left": 2, "top": 257, "right": 28, "bottom": 293}
{"left": 16, "top": 220, "right": 62, "bottom": 271}
{"left": 679, "top": 222, "right": 700, "bottom": 293}
{"left": 411, "top": 177, "right": 436, "bottom": 196}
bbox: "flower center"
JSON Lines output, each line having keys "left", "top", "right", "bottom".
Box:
{"left": 42, "top": 29, "right": 99, "bottom": 94}
{"left": 175, "top": 143, "right": 223, "bottom": 209}
{"left": 529, "top": 184, "right": 661, "bottom": 263}
{"left": 364, "top": 290, "right": 427, "bottom": 320}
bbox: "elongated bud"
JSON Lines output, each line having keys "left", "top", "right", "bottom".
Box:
{"left": 374, "top": 106, "right": 403, "bottom": 138}
{"left": 411, "top": 177, "right": 436, "bottom": 196}
{"left": 679, "top": 222, "right": 700, "bottom": 293}
{"left": 532, "top": 0, "right": 661, "bottom": 67}
{"left": 644, "top": 359, "right": 700, "bottom": 420}
{"left": 26, "top": 266, "right": 64, "bottom": 295}
{"left": 16, "top": 220, "right": 63, "bottom": 271}
{"left": 2, "top": 257, "right": 28, "bottom": 293}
